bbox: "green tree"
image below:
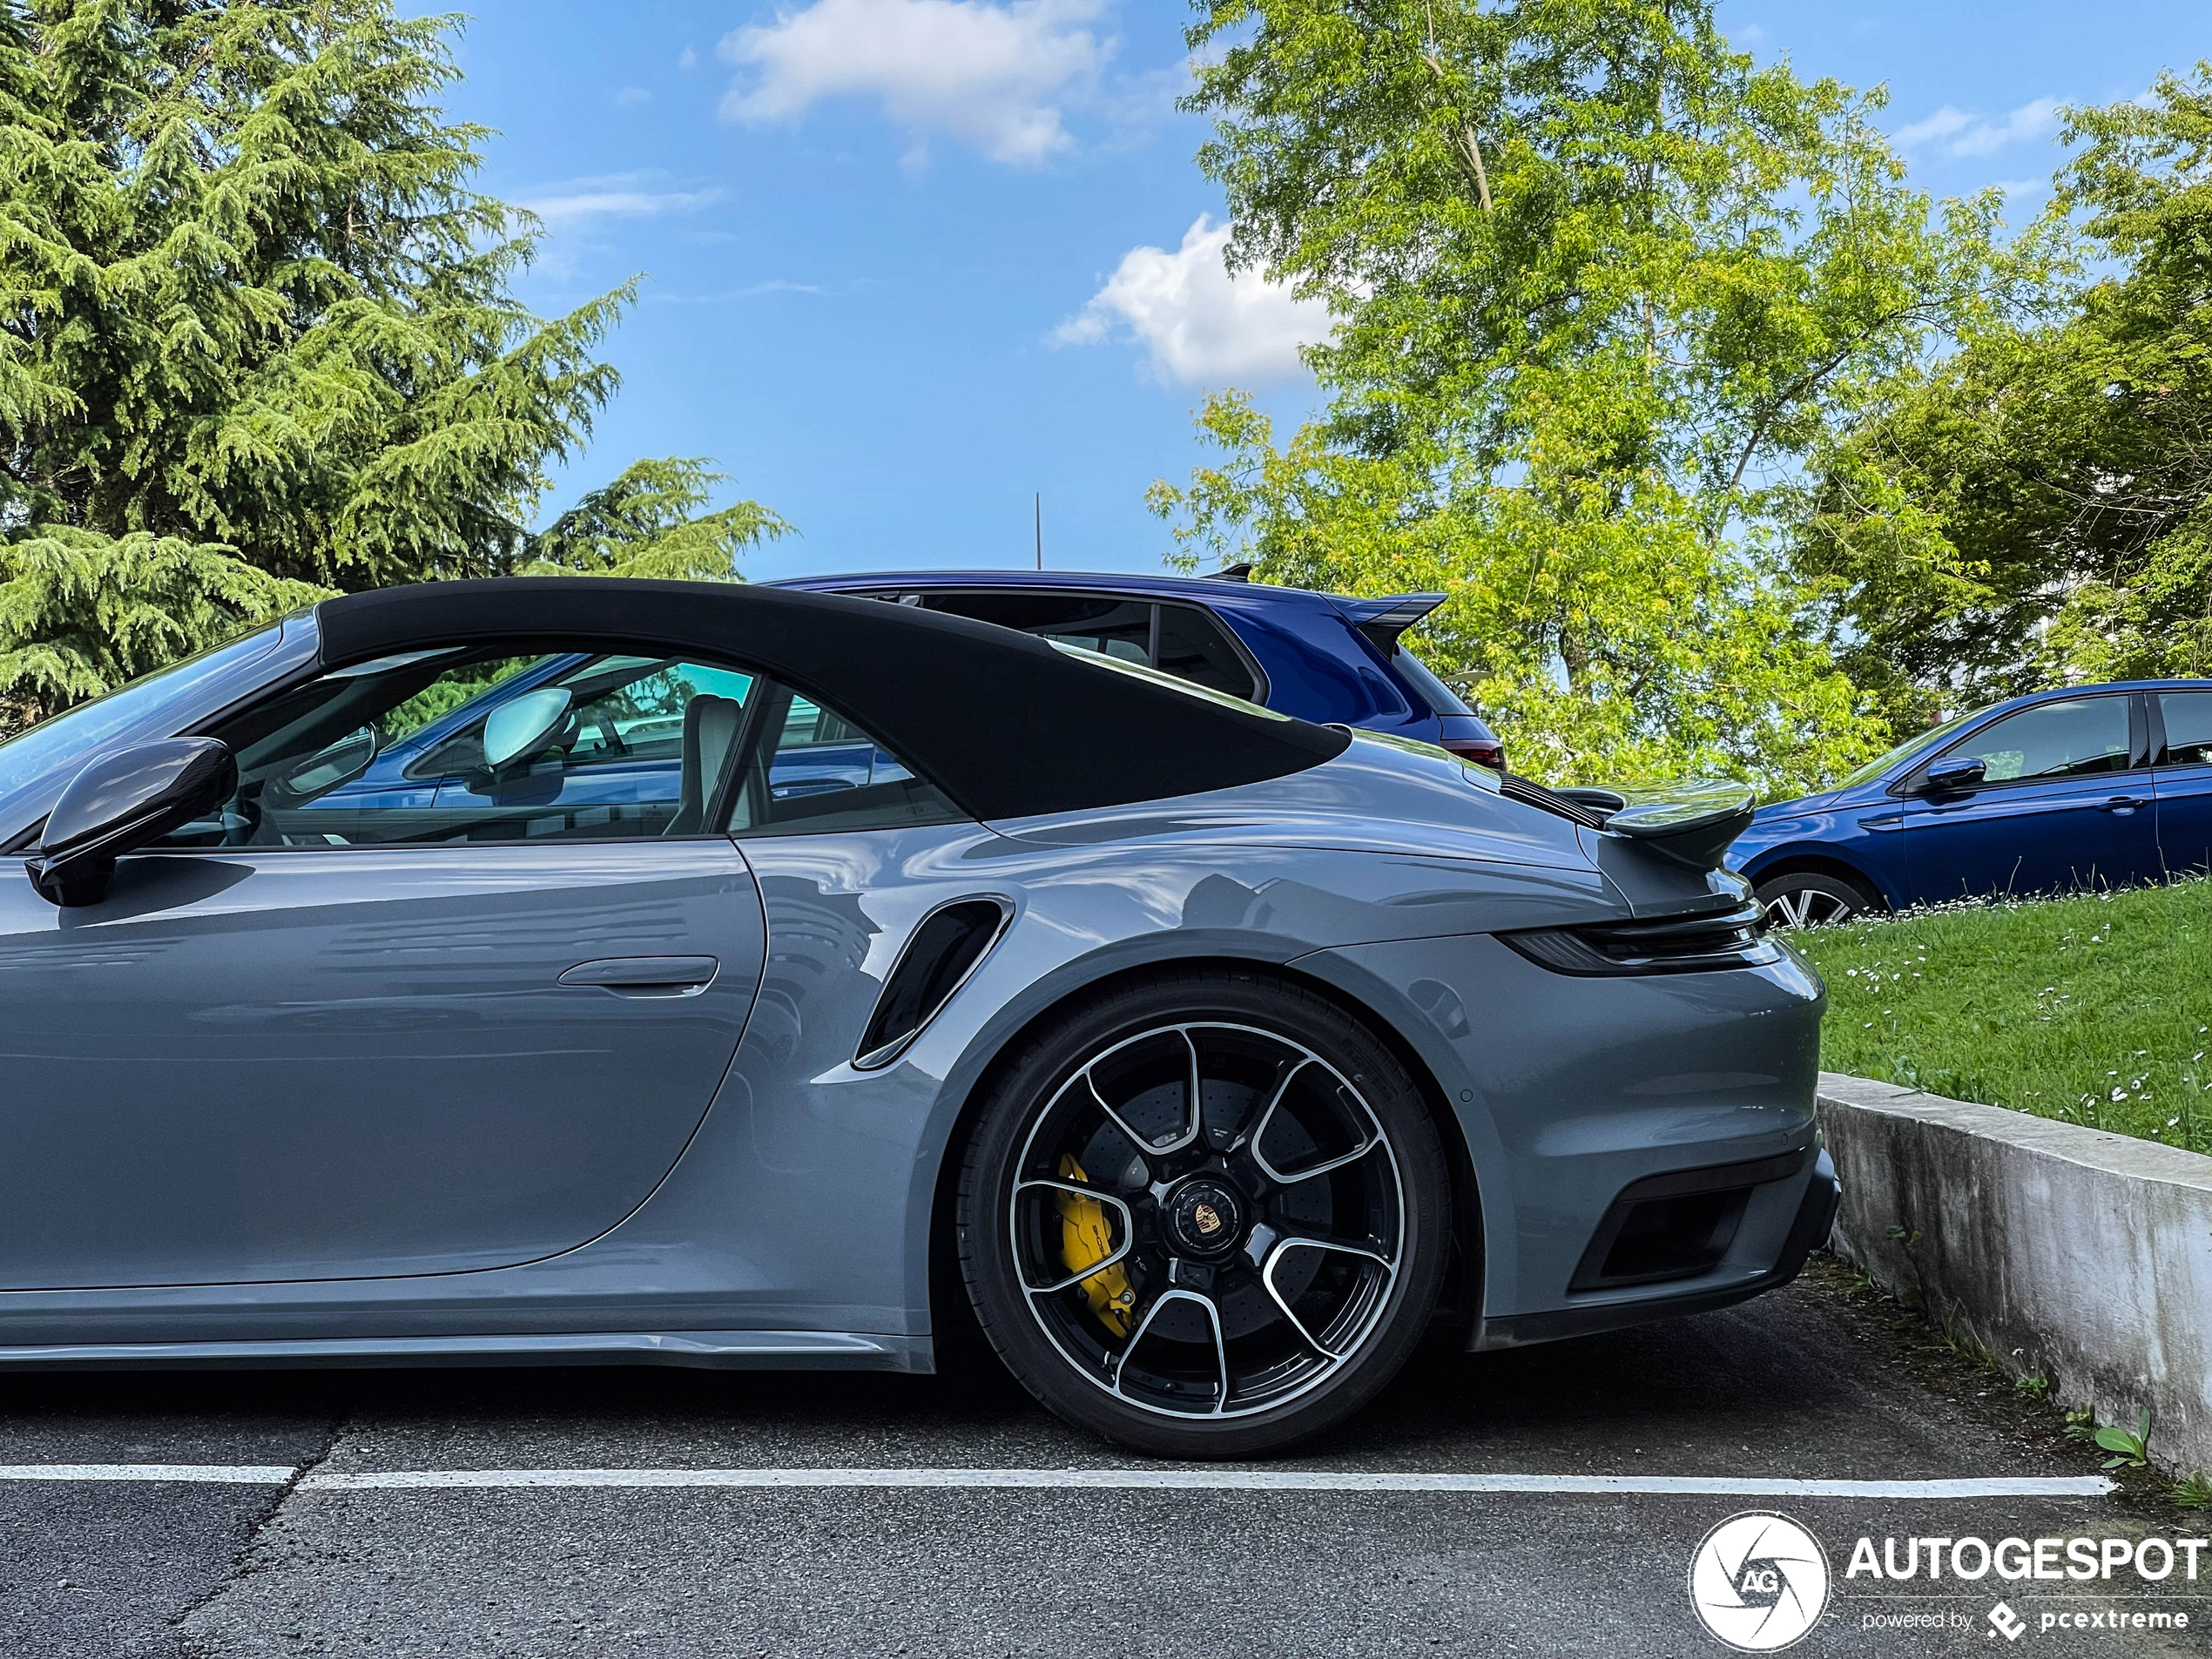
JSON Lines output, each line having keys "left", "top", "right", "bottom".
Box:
{"left": 0, "top": 0, "right": 785, "bottom": 726}
{"left": 1151, "top": 0, "right": 2040, "bottom": 791}
{"left": 1802, "top": 66, "right": 2212, "bottom": 725}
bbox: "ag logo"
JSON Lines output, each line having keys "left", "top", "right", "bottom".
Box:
{"left": 1689, "top": 1512, "right": 1829, "bottom": 1651}
{"left": 1193, "top": 1203, "right": 1223, "bottom": 1235}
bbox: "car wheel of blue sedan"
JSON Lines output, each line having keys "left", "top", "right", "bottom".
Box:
{"left": 958, "top": 969, "right": 1452, "bottom": 1457}
{"left": 1754, "top": 871, "right": 1879, "bottom": 930}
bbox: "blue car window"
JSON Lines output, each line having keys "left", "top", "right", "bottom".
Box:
{"left": 921, "top": 591, "right": 1151, "bottom": 665}
{"left": 152, "top": 646, "right": 762, "bottom": 847}
{"left": 909, "top": 590, "right": 1262, "bottom": 703}
{"left": 2160, "top": 692, "right": 2212, "bottom": 766}
{"left": 1389, "top": 642, "right": 1474, "bottom": 716}
{"left": 1943, "top": 696, "right": 2132, "bottom": 783}
{"left": 1156, "top": 603, "right": 1258, "bottom": 698}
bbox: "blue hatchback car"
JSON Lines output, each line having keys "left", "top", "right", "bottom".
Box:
{"left": 1730, "top": 679, "right": 2212, "bottom": 926}
{"left": 772, "top": 568, "right": 1507, "bottom": 768}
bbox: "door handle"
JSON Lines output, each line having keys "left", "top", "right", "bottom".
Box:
{"left": 558, "top": 956, "right": 719, "bottom": 997}
{"left": 2101, "top": 796, "right": 2148, "bottom": 813}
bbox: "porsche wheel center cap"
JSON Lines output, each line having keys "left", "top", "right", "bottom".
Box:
{"left": 1164, "top": 1178, "right": 1246, "bottom": 1258}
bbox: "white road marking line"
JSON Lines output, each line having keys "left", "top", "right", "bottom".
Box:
{"left": 0, "top": 1465, "right": 2114, "bottom": 1498}
{"left": 0, "top": 1463, "right": 299, "bottom": 1484}
{"left": 302, "top": 1469, "right": 2114, "bottom": 1498}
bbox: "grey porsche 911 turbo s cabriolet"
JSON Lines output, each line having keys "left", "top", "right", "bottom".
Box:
{"left": 0, "top": 579, "right": 1837, "bottom": 1456}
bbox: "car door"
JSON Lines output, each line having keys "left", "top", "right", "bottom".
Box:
{"left": 2150, "top": 688, "right": 2212, "bottom": 879}
{"left": 1896, "top": 692, "right": 2158, "bottom": 905}
{"left": 0, "top": 645, "right": 767, "bottom": 1291}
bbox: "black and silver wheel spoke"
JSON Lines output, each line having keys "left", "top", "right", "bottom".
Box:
{"left": 1247, "top": 1057, "right": 1385, "bottom": 1185}
{"left": 1259, "top": 1237, "right": 1395, "bottom": 1360}
{"left": 1008, "top": 1021, "right": 1406, "bottom": 1421}
{"left": 1011, "top": 1177, "right": 1136, "bottom": 1295}
{"left": 1078, "top": 1027, "right": 1204, "bottom": 1157}
{"left": 1113, "top": 1287, "right": 1230, "bottom": 1414}
{"left": 1766, "top": 888, "right": 1850, "bottom": 930}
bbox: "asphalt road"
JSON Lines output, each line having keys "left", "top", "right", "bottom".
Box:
{"left": 0, "top": 1263, "right": 2199, "bottom": 1658}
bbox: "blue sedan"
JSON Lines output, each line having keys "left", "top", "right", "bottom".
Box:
{"left": 1731, "top": 678, "right": 2212, "bottom": 926}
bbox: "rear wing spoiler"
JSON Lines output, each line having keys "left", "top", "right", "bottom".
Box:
{"left": 1564, "top": 779, "right": 1756, "bottom": 873}
{"left": 1333, "top": 592, "right": 1447, "bottom": 654}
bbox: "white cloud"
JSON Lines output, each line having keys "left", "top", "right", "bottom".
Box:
{"left": 516, "top": 173, "right": 721, "bottom": 227}
{"left": 717, "top": 0, "right": 1109, "bottom": 166}
{"left": 1895, "top": 97, "right": 2060, "bottom": 157}
{"left": 1053, "top": 215, "right": 1331, "bottom": 386}
{"left": 1894, "top": 106, "right": 1972, "bottom": 147}
{"left": 615, "top": 85, "right": 653, "bottom": 107}
{"left": 678, "top": 44, "right": 699, "bottom": 71}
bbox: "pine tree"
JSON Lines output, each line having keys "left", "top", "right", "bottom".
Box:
{"left": 0, "top": 0, "right": 785, "bottom": 724}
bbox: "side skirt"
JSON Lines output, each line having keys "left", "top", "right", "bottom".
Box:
{"left": 0, "top": 1329, "right": 933, "bottom": 1374}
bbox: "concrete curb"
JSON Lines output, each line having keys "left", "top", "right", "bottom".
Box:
{"left": 1817, "top": 1071, "right": 2212, "bottom": 1482}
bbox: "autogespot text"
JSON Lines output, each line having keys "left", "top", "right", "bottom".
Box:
{"left": 1845, "top": 1533, "right": 2209, "bottom": 1583}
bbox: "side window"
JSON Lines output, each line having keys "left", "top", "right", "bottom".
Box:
{"left": 1391, "top": 643, "right": 1474, "bottom": 716}
{"left": 911, "top": 591, "right": 1259, "bottom": 701}
{"left": 2160, "top": 692, "right": 2212, "bottom": 767}
{"left": 922, "top": 591, "right": 1151, "bottom": 664}
{"left": 723, "top": 685, "right": 961, "bottom": 838}
{"left": 156, "top": 646, "right": 760, "bottom": 847}
{"left": 1155, "top": 604, "right": 1258, "bottom": 699}
{"left": 1939, "top": 696, "right": 2132, "bottom": 784}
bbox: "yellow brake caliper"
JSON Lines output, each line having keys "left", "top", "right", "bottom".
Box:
{"left": 1053, "top": 1155, "right": 1134, "bottom": 1338}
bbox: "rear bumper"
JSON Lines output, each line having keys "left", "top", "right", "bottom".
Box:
{"left": 1470, "top": 1147, "right": 1841, "bottom": 1350}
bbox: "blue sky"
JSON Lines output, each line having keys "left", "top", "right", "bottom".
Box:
{"left": 434, "top": 1, "right": 2207, "bottom": 582}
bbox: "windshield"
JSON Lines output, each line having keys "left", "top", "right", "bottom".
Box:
{"left": 0, "top": 624, "right": 288, "bottom": 810}
{"left": 1833, "top": 705, "right": 1991, "bottom": 790}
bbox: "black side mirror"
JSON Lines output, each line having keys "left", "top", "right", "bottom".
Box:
{"left": 1921, "top": 753, "right": 1987, "bottom": 795}
{"left": 25, "top": 738, "right": 239, "bottom": 907}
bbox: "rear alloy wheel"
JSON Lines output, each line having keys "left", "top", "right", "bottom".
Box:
{"left": 1755, "top": 871, "right": 1879, "bottom": 930}
{"left": 958, "top": 972, "right": 1450, "bottom": 1457}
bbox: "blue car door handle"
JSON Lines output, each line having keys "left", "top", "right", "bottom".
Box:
{"left": 2101, "top": 795, "right": 2148, "bottom": 814}
{"left": 559, "top": 955, "right": 720, "bottom": 996}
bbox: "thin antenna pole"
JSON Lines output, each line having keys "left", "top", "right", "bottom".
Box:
{"left": 1035, "top": 492, "right": 1042, "bottom": 570}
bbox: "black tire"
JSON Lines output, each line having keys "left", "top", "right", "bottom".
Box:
{"left": 1755, "top": 871, "right": 1881, "bottom": 930}
{"left": 956, "top": 967, "right": 1452, "bottom": 1458}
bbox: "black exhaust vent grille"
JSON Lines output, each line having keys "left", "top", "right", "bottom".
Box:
{"left": 854, "top": 898, "right": 1012, "bottom": 1069}
{"left": 1498, "top": 772, "right": 1612, "bottom": 828}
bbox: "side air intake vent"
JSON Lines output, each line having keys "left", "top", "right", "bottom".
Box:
{"left": 854, "top": 898, "right": 1012, "bottom": 1069}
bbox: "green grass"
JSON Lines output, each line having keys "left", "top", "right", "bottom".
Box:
{"left": 1792, "top": 879, "right": 2212, "bottom": 1157}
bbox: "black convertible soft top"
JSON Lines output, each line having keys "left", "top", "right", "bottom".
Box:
{"left": 315, "top": 578, "right": 1350, "bottom": 821}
